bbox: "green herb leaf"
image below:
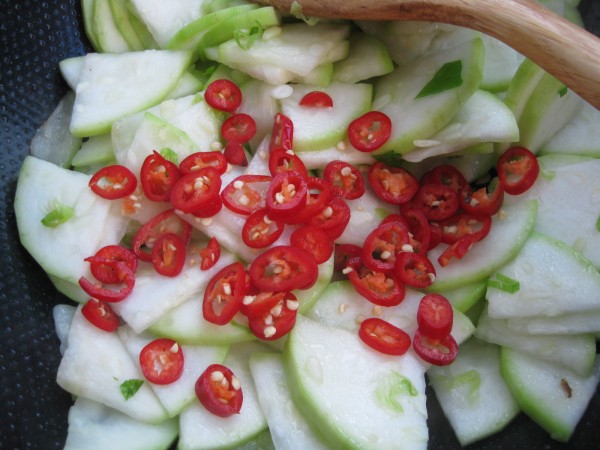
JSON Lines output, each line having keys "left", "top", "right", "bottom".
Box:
{"left": 160, "top": 147, "right": 179, "bottom": 165}
{"left": 416, "top": 60, "right": 463, "bottom": 99}
{"left": 120, "top": 379, "right": 144, "bottom": 400}
{"left": 234, "top": 21, "right": 264, "bottom": 50}
{"left": 41, "top": 202, "right": 74, "bottom": 228}
{"left": 487, "top": 272, "right": 520, "bottom": 293}
{"left": 596, "top": 214, "right": 600, "bottom": 232}
{"left": 290, "top": 1, "right": 320, "bottom": 26}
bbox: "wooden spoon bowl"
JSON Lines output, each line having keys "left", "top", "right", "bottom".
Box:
{"left": 253, "top": 0, "right": 600, "bottom": 109}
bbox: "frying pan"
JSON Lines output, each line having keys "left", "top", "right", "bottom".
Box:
{"left": 1, "top": 1, "right": 599, "bottom": 449}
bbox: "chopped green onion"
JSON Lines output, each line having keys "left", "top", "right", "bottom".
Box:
{"left": 540, "top": 168, "right": 556, "bottom": 181}
{"left": 596, "top": 214, "right": 600, "bottom": 232}
{"left": 120, "top": 379, "right": 144, "bottom": 400}
{"left": 558, "top": 85, "right": 568, "bottom": 97}
{"left": 416, "top": 60, "right": 463, "bottom": 99}
{"left": 41, "top": 202, "right": 74, "bottom": 228}
{"left": 487, "top": 272, "right": 520, "bottom": 293}
{"left": 375, "top": 207, "right": 391, "bottom": 220}
{"left": 376, "top": 372, "right": 418, "bottom": 413}
{"left": 234, "top": 21, "right": 265, "bottom": 50}
{"left": 160, "top": 147, "right": 179, "bottom": 165}
{"left": 290, "top": 1, "right": 320, "bottom": 26}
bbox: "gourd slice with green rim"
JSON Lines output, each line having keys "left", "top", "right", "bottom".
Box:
{"left": 475, "top": 305, "right": 596, "bottom": 378}
{"left": 332, "top": 31, "right": 394, "bottom": 83}
{"left": 82, "top": 0, "right": 101, "bottom": 51}
{"left": 279, "top": 82, "right": 372, "bottom": 152}
{"left": 485, "top": 232, "right": 600, "bottom": 319}
{"left": 505, "top": 309, "right": 600, "bottom": 335}
{"left": 92, "top": 0, "right": 130, "bottom": 53}
{"left": 109, "top": 0, "right": 146, "bottom": 51}
{"left": 249, "top": 352, "right": 330, "bottom": 450}
{"left": 427, "top": 199, "right": 537, "bottom": 292}
{"left": 112, "top": 248, "right": 238, "bottom": 334}
{"left": 70, "top": 50, "right": 193, "bottom": 137}
{"left": 503, "top": 155, "right": 600, "bottom": 268}
{"left": 165, "top": 4, "right": 259, "bottom": 51}
{"left": 213, "top": 22, "right": 350, "bottom": 79}
{"left": 71, "top": 134, "right": 114, "bottom": 168}
{"left": 371, "top": 37, "right": 484, "bottom": 161}
{"left": 63, "top": 397, "right": 178, "bottom": 450}
{"left": 178, "top": 342, "right": 269, "bottom": 450}
{"left": 112, "top": 111, "right": 199, "bottom": 173}
{"left": 283, "top": 316, "right": 429, "bottom": 450}
{"left": 540, "top": 102, "right": 600, "bottom": 157}
{"left": 428, "top": 338, "right": 520, "bottom": 446}
{"left": 402, "top": 90, "right": 519, "bottom": 163}
{"left": 129, "top": 0, "right": 208, "bottom": 48}
{"left": 57, "top": 306, "right": 169, "bottom": 424}
{"left": 14, "top": 156, "right": 130, "bottom": 284}
{"left": 500, "top": 347, "right": 600, "bottom": 443}
{"left": 118, "top": 325, "right": 228, "bottom": 417}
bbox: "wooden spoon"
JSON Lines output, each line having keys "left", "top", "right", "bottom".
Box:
{"left": 252, "top": 0, "right": 600, "bottom": 109}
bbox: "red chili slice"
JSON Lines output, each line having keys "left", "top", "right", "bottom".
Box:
{"left": 79, "top": 257, "right": 135, "bottom": 303}
{"left": 286, "top": 176, "right": 332, "bottom": 225}
{"left": 269, "top": 113, "right": 293, "bottom": 152}
{"left": 81, "top": 298, "right": 120, "bottom": 332}
{"left": 420, "top": 164, "right": 468, "bottom": 194}
{"left": 334, "top": 243, "right": 363, "bottom": 273}
{"left": 221, "top": 174, "right": 272, "bottom": 215}
{"left": 199, "top": 237, "right": 221, "bottom": 271}
{"left": 299, "top": 91, "right": 334, "bottom": 108}
{"left": 170, "top": 167, "right": 222, "bottom": 214}
{"left": 348, "top": 263, "right": 405, "bottom": 307}
{"left": 195, "top": 364, "right": 243, "bottom": 417}
{"left": 428, "top": 220, "right": 443, "bottom": 251}
{"left": 323, "top": 160, "right": 365, "bottom": 200}
{"left": 437, "top": 234, "right": 477, "bottom": 267}
{"left": 240, "top": 290, "right": 288, "bottom": 318}
{"left": 131, "top": 209, "right": 193, "bottom": 262}
{"left": 90, "top": 245, "right": 138, "bottom": 284}
{"left": 223, "top": 141, "right": 248, "bottom": 167}
{"left": 348, "top": 111, "right": 392, "bottom": 152}
{"left": 221, "top": 113, "right": 257, "bottom": 143}
{"left": 204, "top": 79, "right": 242, "bottom": 112}
{"left": 242, "top": 207, "right": 284, "bottom": 249}
{"left": 497, "top": 146, "right": 540, "bottom": 195}
{"left": 394, "top": 251, "right": 436, "bottom": 289}
{"left": 439, "top": 212, "right": 492, "bottom": 245}
{"left": 248, "top": 246, "right": 318, "bottom": 292}
{"left": 417, "top": 293, "right": 454, "bottom": 339}
{"left": 140, "top": 151, "right": 180, "bottom": 202}
{"left": 362, "top": 221, "right": 411, "bottom": 272}
{"left": 368, "top": 162, "right": 419, "bottom": 205}
{"left": 139, "top": 338, "right": 184, "bottom": 385}
{"left": 179, "top": 151, "right": 227, "bottom": 176}
{"left": 89, "top": 164, "right": 137, "bottom": 200}
{"left": 290, "top": 225, "right": 334, "bottom": 265}
{"left": 400, "top": 206, "right": 431, "bottom": 255}
{"left": 247, "top": 292, "right": 299, "bottom": 341}
{"left": 413, "top": 183, "right": 459, "bottom": 221}
{"left": 265, "top": 170, "right": 308, "bottom": 223}
{"left": 412, "top": 329, "right": 458, "bottom": 366}
{"left": 152, "top": 233, "right": 187, "bottom": 277}
{"left": 358, "top": 318, "right": 411, "bottom": 356}
{"left": 307, "top": 195, "right": 351, "bottom": 240}
{"left": 190, "top": 195, "right": 223, "bottom": 218}
{"left": 460, "top": 177, "right": 504, "bottom": 216}
{"left": 203, "top": 262, "right": 247, "bottom": 325}
{"left": 380, "top": 213, "right": 411, "bottom": 229}
{"left": 268, "top": 150, "right": 309, "bottom": 179}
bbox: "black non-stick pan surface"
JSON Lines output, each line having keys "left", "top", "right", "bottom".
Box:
{"left": 1, "top": 1, "right": 600, "bottom": 449}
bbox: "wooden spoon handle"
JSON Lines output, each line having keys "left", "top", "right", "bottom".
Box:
{"left": 254, "top": 0, "right": 600, "bottom": 110}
